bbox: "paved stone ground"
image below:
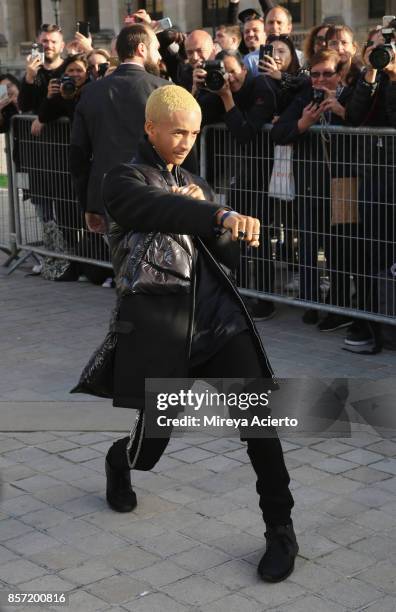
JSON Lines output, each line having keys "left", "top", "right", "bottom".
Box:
{"left": 0, "top": 254, "right": 396, "bottom": 612}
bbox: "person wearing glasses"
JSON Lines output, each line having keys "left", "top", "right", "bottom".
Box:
{"left": 325, "top": 25, "right": 363, "bottom": 87}
{"left": 272, "top": 49, "right": 358, "bottom": 331}
{"left": 303, "top": 24, "right": 331, "bottom": 67}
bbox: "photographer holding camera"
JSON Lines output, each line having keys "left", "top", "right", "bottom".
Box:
{"left": 38, "top": 54, "right": 89, "bottom": 124}
{"left": 340, "top": 20, "right": 396, "bottom": 351}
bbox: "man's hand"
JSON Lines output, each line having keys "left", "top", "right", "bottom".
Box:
{"left": 297, "top": 101, "right": 322, "bottom": 133}
{"left": 192, "top": 67, "right": 206, "bottom": 96}
{"left": 74, "top": 31, "right": 93, "bottom": 53}
{"left": 132, "top": 9, "right": 152, "bottom": 24}
{"left": 47, "top": 79, "right": 61, "bottom": 98}
{"left": 25, "top": 54, "right": 42, "bottom": 85}
{"left": 85, "top": 212, "right": 107, "bottom": 233}
{"left": 31, "top": 118, "right": 44, "bottom": 137}
{"left": 216, "top": 210, "right": 261, "bottom": 248}
{"left": 172, "top": 184, "right": 205, "bottom": 200}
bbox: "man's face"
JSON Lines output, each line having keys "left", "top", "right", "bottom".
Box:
{"left": 185, "top": 33, "right": 214, "bottom": 68}
{"left": 145, "top": 109, "right": 201, "bottom": 166}
{"left": 215, "top": 28, "right": 238, "bottom": 50}
{"left": 265, "top": 9, "right": 292, "bottom": 36}
{"left": 39, "top": 31, "right": 64, "bottom": 62}
{"left": 223, "top": 56, "right": 247, "bottom": 92}
{"left": 243, "top": 19, "right": 266, "bottom": 52}
{"left": 143, "top": 33, "right": 162, "bottom": 76}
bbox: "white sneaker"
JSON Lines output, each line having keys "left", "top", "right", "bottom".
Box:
{"left": 32, "top": 263, "right": 43, "bottom": 274}
{"left": 102, "top": 277, "right": 113, "bottom": 288}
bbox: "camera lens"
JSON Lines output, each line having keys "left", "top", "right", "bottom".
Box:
{"left": 370, "top": 45, "right": 393, "bottom": 70}
{"left": 206, "top": 71, "right": 225, "bottom": 91}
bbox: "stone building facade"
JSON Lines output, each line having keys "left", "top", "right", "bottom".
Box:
{"left": 1, "top": 0, "right": 396, "bottom": 71}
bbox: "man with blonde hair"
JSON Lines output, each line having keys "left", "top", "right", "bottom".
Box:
{"left": 74, "top": 84, "right": 298, "bottom": 584}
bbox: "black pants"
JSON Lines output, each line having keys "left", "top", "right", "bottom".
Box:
{"left": 120, "top": 331, "right": 294, "bottom": 527}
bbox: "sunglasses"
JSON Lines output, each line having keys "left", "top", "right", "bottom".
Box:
{"left": 365, "top": 40, "right": 375, "bottom": 48}
{"left": 314, "top": 35, "right": 326, "bottom": 43}
{"left": 310, "top": 70, "right": 336, "bottom": 78}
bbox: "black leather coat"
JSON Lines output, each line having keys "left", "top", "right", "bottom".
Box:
{"left": 72, "top": 138, "right": 275, "bottom": 408}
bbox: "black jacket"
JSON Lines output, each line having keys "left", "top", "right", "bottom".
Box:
{"left": 69, "top": 63, "right": 167, "bottom": 214}
{"left": 72, "top": 138, "right": 275, "bottom": 408}
{"left": 18, "top": 64, "right": 65, "bottom": 114}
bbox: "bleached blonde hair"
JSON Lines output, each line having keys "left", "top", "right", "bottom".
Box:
{"left": 145, "top": 84, "right": 202, "bottom": 122}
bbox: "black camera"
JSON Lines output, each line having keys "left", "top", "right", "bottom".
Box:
{"left": 312, "top": 88, "right": 325, "bottom": 106}
{"left": 202, "top": 60, "right": 226, "bottom": 92}
{"left": 60, "top": 76, "right": 77, "bottom": 97}
{"left": 369, "top": 16, "right": 396, "bottom": 70}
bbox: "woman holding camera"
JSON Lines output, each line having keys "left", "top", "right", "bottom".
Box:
{"left": 35, "top": 54, "right": 89, "bottom": 282}
{"left": 271, "top": 49, "right": 358, "bottom": 330}
{"left": 340, "top": 28, "right": 396, "bottom": 350}
{"left": 38, "top": 54, "right": 89, "bottom": 124}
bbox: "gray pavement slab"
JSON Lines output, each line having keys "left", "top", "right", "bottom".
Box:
{"left": 0, "top": 254, "right": 395, "bottom": 610}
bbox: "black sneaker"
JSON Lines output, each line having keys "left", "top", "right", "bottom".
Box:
{"left": 258, "top": 521, "right": 299, "bottom": 582}
{"left": 302, "top": 309, "right": 319, "bottom": 324}
{"left": 247, "top": 299, "right": 276, "bottom": 321}
{"left": 318, "top": 314, "right": 353, "bottom": 332}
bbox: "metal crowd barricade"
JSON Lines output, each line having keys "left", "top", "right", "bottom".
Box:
{"left": 8, "top": 114, "right": 112, "bottom": 273}
{"left": 0, "top": 130, "right": 18, "bottom": 264}
{"left": 200, "top": 123, "right": 396, "bottom": 326}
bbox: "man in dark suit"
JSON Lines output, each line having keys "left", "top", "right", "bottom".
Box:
{"left": 70, "top": 24, "right": 166, "bottom": 233}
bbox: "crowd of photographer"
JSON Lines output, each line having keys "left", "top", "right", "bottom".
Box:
{"left": 1, "top": 1, "right": 395, "bottom": 352}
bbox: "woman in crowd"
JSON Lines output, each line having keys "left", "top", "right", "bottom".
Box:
{"left": 86, "top": 48, "right": 111, "bottom": 80}
{"left": 38, "top": 53, "right": 90, "bottom": 124}
{"left": 303, "top": 23, "right": 330, "bottom": 67}
{"left": 271, "top": 49, "right": 358, "bottom": 330}
{"left": 195, "top": 39, "right": 309, "bottom": 319}
{"left": 36, "top": 54, "right": 90, "bottom": 282}
{"left": 325, "top": 25, "right": 363, "bottom": 87}
{"left": 341, "top": 27, "right": 396, "bottom": 351}
{"left": 0, "top": 74, "right": 20, "bottom": 133}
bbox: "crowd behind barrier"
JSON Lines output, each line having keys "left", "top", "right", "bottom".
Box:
{"left": 0, "top": 3, "right": 396, "bottom": 352}
{"left": 0, "top": 113, "right": 394, "bottom": 328}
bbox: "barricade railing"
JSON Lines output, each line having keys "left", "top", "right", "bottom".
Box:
{"left": 200, "top": 123, "right": 396, "bottom": 326}
{"left": 0, "top": 130, "right": 19, "bottom": 264}
{"left": 8, "top": 114, "right": 111, "bottom": 274}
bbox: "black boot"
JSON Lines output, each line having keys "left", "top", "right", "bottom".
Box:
{"left": 105, "top": 437, "right": 137, "bottom": 513}
{"left": 257, "top": 521, "right": 299, "bottom": 582}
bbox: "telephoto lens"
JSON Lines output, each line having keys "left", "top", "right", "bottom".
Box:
{"left": 202, "top": 60, "right": 226, "bottom": 92}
